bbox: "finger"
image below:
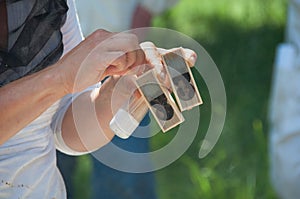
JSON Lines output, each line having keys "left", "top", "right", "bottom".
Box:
{"left": 182, "top": 48, "right": 197, "bottom": 67}
{"left": 140, "top": 42, "right": 175, "bottom": 90}
{"left": 125, "top": 49, "right": 147, "bottom": 76}
{"left": 125, "top": 50, "right": 137, "bottom": 70}
{"left": 130, "top": 48, "right": 146, "bottom": 69}
{"left": 140, "top": 42, "right": 166, "bottom": 80}
{"left": 104, "top": 33, "right": 140, "bottom": 54}
{"left": 106, "top": 50, "right": 140, "bottom": 76}
{"left": 111, "top": 74, "right": 138, "bottom": 101}
{"left": 100, "top": 51, "right": 126, "bottom": 77}
{"left": 85, "top": 29, "right": 115, "bottom": 48}
{"left": 107, "top": 51, "right": 137, "bottom": 74}
{"left": 101, "top": 33, "right": 142, "bottom": 74}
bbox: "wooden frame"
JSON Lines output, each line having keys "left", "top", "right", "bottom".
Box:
{"left": 136, "top": 69, "right": 184, "bottom": 132}
{"left": 162, "top": 48, "right": 203, "bottom": 111}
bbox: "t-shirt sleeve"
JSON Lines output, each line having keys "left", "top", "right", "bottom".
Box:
{"left": 61, "top": 0, "right": 84, "bottom": 56}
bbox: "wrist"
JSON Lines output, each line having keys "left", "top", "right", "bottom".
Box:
{"left": 39, "top": 64, "right": 70, "bottom": 97}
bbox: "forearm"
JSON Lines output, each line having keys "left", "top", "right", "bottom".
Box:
{"left": 0, "top": 65, "right": 65, "bottom": 145}
{"left": 61, "top": 78, "right": 117, "bottom": 153}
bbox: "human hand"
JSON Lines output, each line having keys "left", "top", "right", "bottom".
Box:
{"left": 108, "top": 42, "right": 198, "bottom": 138}
{"left": 93, "top": 74, "right": 141, "bottom": 140}
{"left": 104, "top": 75, "right": 140, "bottom": 114}
{"left": 56, "top": 29, "right": 145, "bottom": 94}
{"left": 109, "top": 42, "right": 198, "bottom": 108}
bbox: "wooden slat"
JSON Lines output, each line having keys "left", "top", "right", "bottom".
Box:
{"left": 162, "top": 48, "right": 203, "bottom": 111}
{"left": 136, "top": 69, "right": 184, "bottom": 132}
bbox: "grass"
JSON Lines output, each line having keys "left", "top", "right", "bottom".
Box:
{"left": 151, "top": 0, "right": 287, "bottom": 198}
{"left": 73, "top": 0, "right": 287, "bottom": 198}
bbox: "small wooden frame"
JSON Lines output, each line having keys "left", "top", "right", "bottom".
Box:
{"left": 162, "top": 48, "right": 203, "bottom": 111}
{"left": 136, "top": 69, "right": 184, "bottom": 132}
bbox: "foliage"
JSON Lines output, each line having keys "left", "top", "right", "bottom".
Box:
{"left": 151, "top": 0, "right": 287, "bottom": 198}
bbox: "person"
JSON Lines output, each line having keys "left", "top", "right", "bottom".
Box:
{"left": 0, "top": 0, "right": 148, "bottom": 197}
{"left": 0, "top": 1, "right": 196, "bottom": 198}
{"left": 269, "top": 0, "right": 300, "bottom": 198}
{"left": 70, "top": 1, "right": 178, "bottom": 199}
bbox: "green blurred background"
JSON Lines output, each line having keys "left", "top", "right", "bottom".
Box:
{"left": 73, "top": 0, "right": 287, "bottom": 198}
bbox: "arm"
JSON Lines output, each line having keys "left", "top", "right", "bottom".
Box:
{"left": 0, "top": 0, "right": 80, "bottom": 145}
{"left": 0, "top": 65, "right": 66, "bottom": 145}
{"left": 60, "top": 75, "right": 135, "bottom": 152}
{"left": 52, "top": 29, "right": 145, "bottom": 153}
{"left": 0, "top": 0, "right": 144, "bottom": 147}
{"left": 0, "top": 30, "right": 144, "bottom": 147}
{"left": 55, "top": 40, "right": 198, "bottom": 153}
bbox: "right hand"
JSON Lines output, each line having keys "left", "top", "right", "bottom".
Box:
{"left": 56, "top": 29, "right": 146, "bottom": 94}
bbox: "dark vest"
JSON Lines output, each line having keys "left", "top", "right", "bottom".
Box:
{"left": 0, "top": 0, "right": 68, "bottom": 86}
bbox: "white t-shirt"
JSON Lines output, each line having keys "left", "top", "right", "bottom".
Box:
{"left": 0, "top": 0, "right": 89, "bottom": 198}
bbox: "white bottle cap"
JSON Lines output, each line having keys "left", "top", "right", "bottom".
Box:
{"left": 109, "top": 109, "right": 139, "bottom": 139}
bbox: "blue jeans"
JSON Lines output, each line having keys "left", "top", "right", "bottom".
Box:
{"left": 90, "top": 113, "right": 157, "bottom": 199}
{"left": 56, "top": 150, "right": 77, "bottom": 199}
{"left": 57, "top": 113, "right": 157, "bottom": 199}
